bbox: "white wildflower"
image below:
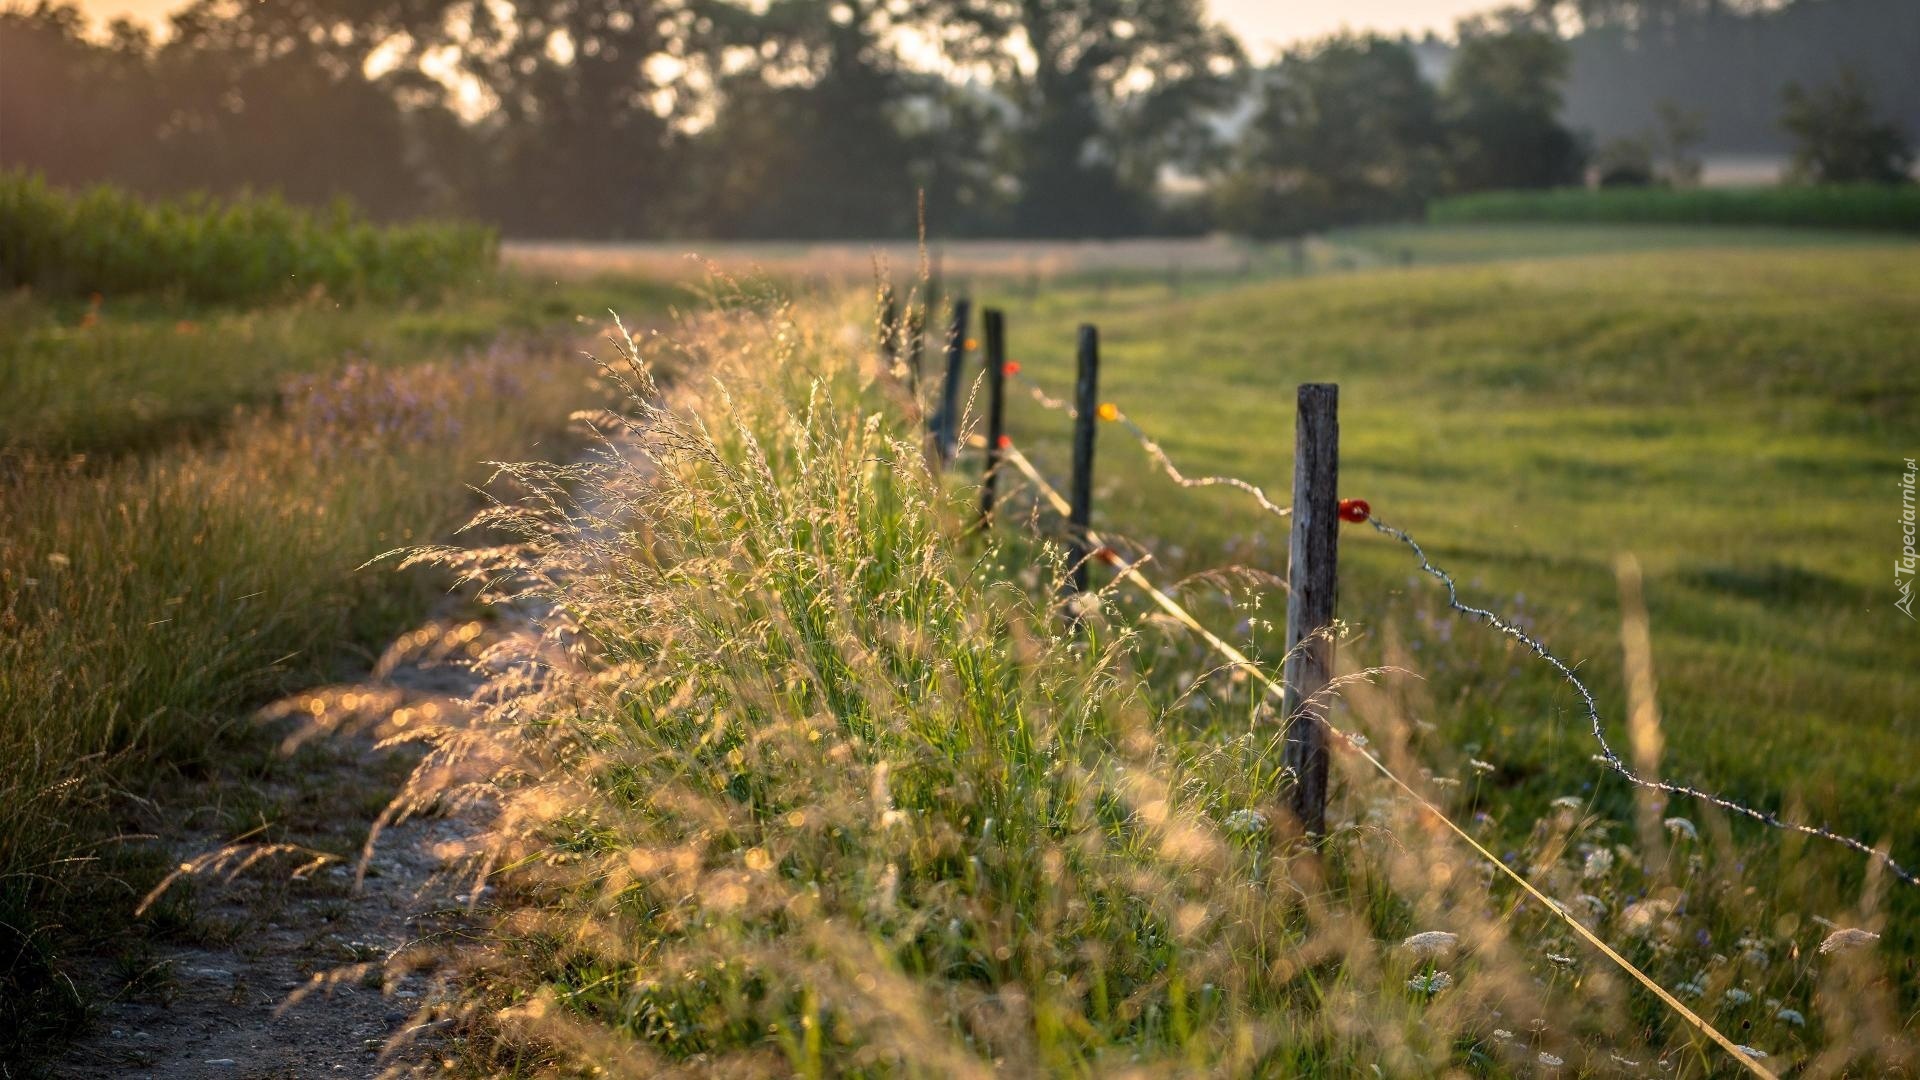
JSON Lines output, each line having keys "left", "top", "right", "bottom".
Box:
{"left": 1546, "top": 953, "right": 1576, "bottom": 968}
{"left": 1551, "top": 796, "right": 1584, "bottom": 811}
{"left": 1724, "top": 988, "right": 1752, "bottom": 1006}
{"left": 1663, "top": 817, "right": 1698, "bottom": 840}
{"left": 1622, "top": 897, "right": 1675, "bottom": 935}
{"left": 1469, "top": 758, "right": 1496, "bottom": 774}
{"left": 1537, "top": 1051, "right": 1565, "bottom": 1068}
{"left": 1582, "top": 848, "right": 1615, "bottom": 879}
{"left": 1406, "top": 971, "right": 1453, "bottom": 995}
{"left": 1492, "top": 1029, "right": 1514, "bottom": 1041}
{"left": 1223, "top": 809, "right": 1268, "bottom": 836}
{"left": 1775, "top": 1008, "right": 1805, "bottom": 1027}
{"left": 1401, "top": 931, "right": 1459, "bottom": 959}
{"left": 1818, "top": 928, "right": 1880, "bottom": 955}
{"left": 1736, "top": 1046, "right": 1768, "bottom": 1060}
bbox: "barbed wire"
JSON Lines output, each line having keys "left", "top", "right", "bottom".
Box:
{"left": 1369, "top": 515, "right": 1918, "bottom": 888}
{"left": 1006, "top": 368, "right": 1293, "bottom": 519}
{"left": 998, "top": 363, "right": 1916, "bottom": 889}
{"left": 996, "top": 439, "right": 1776, "bottom": 1080}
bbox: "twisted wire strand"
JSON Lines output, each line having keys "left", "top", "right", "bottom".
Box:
{"left": 1015, "top": 374, "right": 1074, "bottom": 414}
{"left": 1115, "top": 412, "right": 1293, "bottom": 520}
{"left": 1368, "top": 515, "right": 1918, "bottom": 889}
{"left": 1007, "top": 369, "right": 1292, "bottom": 519}
{"left": 997, "top": 441, "right": 1775, "bottom": 1080}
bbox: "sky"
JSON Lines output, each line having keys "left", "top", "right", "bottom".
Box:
{"left": 76, "top": 0, "right": 1498, "bottom": 58}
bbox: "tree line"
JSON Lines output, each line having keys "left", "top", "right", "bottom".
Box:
{"left": 1, "top": 0, "right": 1911, "bottom": 239}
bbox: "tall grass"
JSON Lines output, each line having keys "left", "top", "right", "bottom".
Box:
{"left": 0, "top": 171, "right": 498, "bottom": 305}
{"left": 372, "top": 293, "right": 1914, "bottom": 1075}
{"left": 1429, "top": 185, "right": 1920, "bottom": 232}
{"left": 0, "top": 344, "right": 599, "bottom": 1057}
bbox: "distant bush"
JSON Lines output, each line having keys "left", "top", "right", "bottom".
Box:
{"left": 0, "top": 172, "right": 498, "bottom": 304}
{"left": 1429, "top": 184, "right": 1920, "bottom": 232}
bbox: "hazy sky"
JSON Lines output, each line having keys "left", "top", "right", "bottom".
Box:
{"left": 78, "top": 0, "right": 1497, "bottom": 57}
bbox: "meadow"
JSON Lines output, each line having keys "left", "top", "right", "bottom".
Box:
{"left": 986, "top": 242, "right": 1918, "bottom": 868}
{"left": 373, "top": 234, "right": 1918, "bottom": 1075}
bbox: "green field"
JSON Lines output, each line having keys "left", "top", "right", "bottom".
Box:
{"left": 979, "top": 242, "right": 1918, "bottom": 881}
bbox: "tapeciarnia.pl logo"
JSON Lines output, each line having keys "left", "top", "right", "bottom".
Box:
{"left": 1899, "top": 456, "right": 1917, "bottom": 620}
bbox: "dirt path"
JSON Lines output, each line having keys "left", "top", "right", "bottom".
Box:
{"left": 56, "top": 611, "right": 512, "bottom": 1080}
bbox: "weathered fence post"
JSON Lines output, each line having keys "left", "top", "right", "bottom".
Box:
{"left": 937, "top": 298, "right": 971, "bottom": 466}
{"left": 976, "top": 308, "right": 1008, "bottom": 527}
{"left": 1282, "top": 383, "right": 1339, "bottom": 838}
{"left": 1065, "top": 324, "right": 1100, "bottom": 600}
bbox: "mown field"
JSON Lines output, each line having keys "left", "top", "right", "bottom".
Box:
{"left": 987, "top": 241, "right": 1919, "bottom": 852}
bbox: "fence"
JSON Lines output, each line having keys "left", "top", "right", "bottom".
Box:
{"left": 879, "top": 287, "right": 1914, "bottom": 1080}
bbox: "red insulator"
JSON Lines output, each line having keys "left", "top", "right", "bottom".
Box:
{"left": 1338, "top": 498, "right": 1371, "bottom": 523}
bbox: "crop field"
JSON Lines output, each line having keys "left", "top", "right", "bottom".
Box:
{"left": 6, "top": 221, "right": 1917, "bottom": 1075}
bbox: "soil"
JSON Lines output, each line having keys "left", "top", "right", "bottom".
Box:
{"left": 53, "top": 611, "right": 511, "bottom": 1080}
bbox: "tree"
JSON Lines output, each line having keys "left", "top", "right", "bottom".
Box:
{"left": 1654, "top": 99, "right": 1705, "bottom": 186}
{"left": 681, "top": 0, "right": 999, "bottom": 238}
{"left": 0, "top": 5, "right": 162, "bottom": 191}
{"left": 1527, "top": 0, "right": 1786, "bottom": 34}
{"left": 1780, "top": 69, "right": 1913, "bottom": 185}
{"left": 1443, "top": 27, "right": 1586, "bottom": 192}
{"left": 0, "top": 1, "right": 443, "bottom": 216}
{"left": 1214, "top": 35, "right": 1443, "bottom": 236}
{"left": 935, "top": 0, "right": 1243, "bottom": 237}
{"left": 148, "top": 0, "right": 432, "bottom": 214}
{"left": 1593, "top": 135, "right": 1656, "bottom": 186}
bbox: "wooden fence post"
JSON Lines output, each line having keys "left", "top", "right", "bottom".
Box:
{"left": 976, "top": 308, "right": 1008, "bottom": 527}
{"left": 937, "top": 298, "right": 971, "bottom": 466}
{"left": 1065, "top": 324, "right": 1100, "bottom": 599}
{"left": 1282, "top": 383, "right": 1339, "bottom": 838}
